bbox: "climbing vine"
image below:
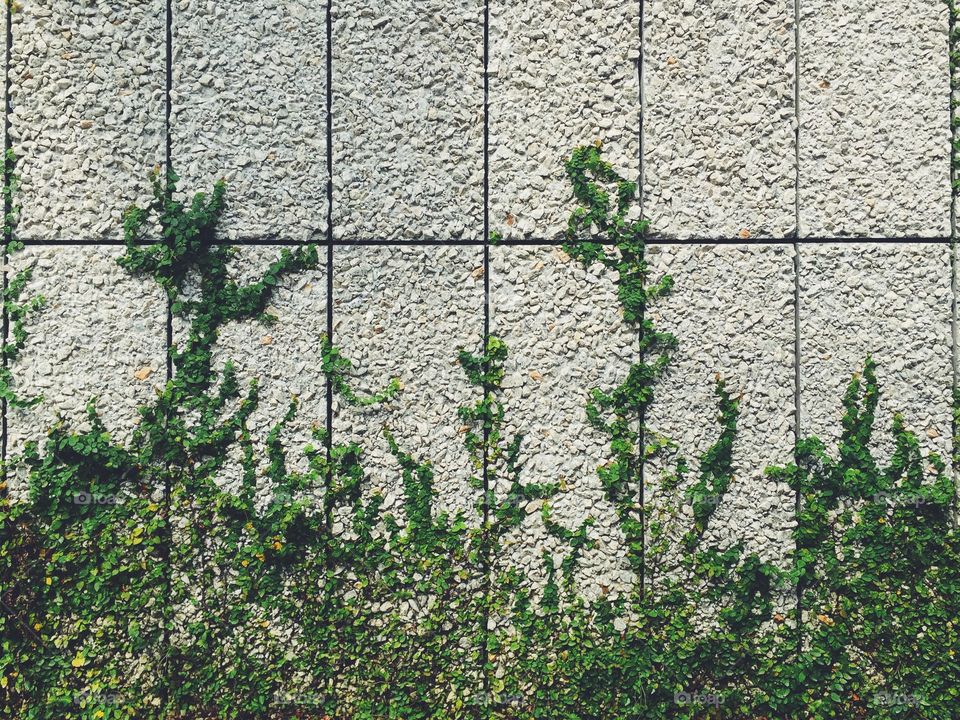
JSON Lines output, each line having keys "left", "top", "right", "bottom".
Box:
{"left": 0, "top": 150, "right": 44, "bottom": 414}
{"left": 0, "top": 146, "right": 958, "bottom": 719}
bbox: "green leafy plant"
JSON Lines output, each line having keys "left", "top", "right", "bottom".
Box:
{"left": 0, "top": 150, "right": 44, "bottom": 412}
{"left": 1, "top": 146, "right": 959, "bottom": 720}
{"left": 321, "top": 333, "right": 401, "bottom": 407}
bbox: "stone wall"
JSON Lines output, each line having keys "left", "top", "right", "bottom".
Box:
{"left": 3, "top": 0, "right": 954, "bottom": 591}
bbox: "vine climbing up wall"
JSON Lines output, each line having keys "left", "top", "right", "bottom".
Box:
{"left": 0, "top": 0, "right": 958, "bottom": 718}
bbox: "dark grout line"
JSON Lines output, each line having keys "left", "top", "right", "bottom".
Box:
{"left": 165, "top": 0, "right": 173, "bottom": 174}
{"left": 949, "top": 0, "right": 959, "bottom": 454}
{"left": 323, "top": 0, "right": 336, "bottom": 698}
{"left": 793, "top": 0, "right": 801, "bottom": 240}
{"left": 337, "top": 235, "right": 955, "bottom": 246}
{"left": 13, "top": 239, "right": 153, "bottom": 246}
{"left": 480, "top": 0, "right": 492, "bottom": 697}
{"left": 793, "top": 241, "right": 803, "bottom": 657}
{"left": 949, "top": 1, "right": 960, "bottom": 528}
{"left": 653, "top": 235, "right": 953, "bottom": 245}
{"left": 637, "top": 0, "right": 646, "bottom": 600}
{"left": 2, "top": 0, "right": 12, "bottom": 482}
{"left": 325, "top": 0, "right": 334, "bottom": 460}
{"left": 638, "top": 0, "right": 645, "bottom": 218}
{"left": 162, "top": 0, "right": 174, "bottom": 708}
{"left": 14, "top": 235, "right": 956, "bottom": 248}
{"left": 164, "top": 0, "right": 173, "bottom": 384}
{"left": 793, "top": 0, "right": 803, "bottom": 660}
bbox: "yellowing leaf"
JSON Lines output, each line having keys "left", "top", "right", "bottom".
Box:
{"left": 71, "top": 654, "right": 86, "bottom": 668}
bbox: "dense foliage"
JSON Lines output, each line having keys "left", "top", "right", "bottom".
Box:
{"left": 0, "top": 150, "right": 958, "bottom": 719}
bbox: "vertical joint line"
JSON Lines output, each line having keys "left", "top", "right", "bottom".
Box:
{"left": 793, "top": 0, "right": 801, "bottom": 239}
{"left": 161, "top": 0, "right": 174, "bottom": 708}
{"left": 949, "top": 1, "right": 958, "bottom": 406}
{"left": 324, "top": 0, "right": 334, "bottom": 466}
{"left": 164, "top": 0, "right": 173, "bottom": 384}
{"left": 480, "top": 0, "right": 492, "bottom": 695}
{"left": 792, "top": 0, "right": 803, "bottom": 658}
{"left": 2, "top": 0, "right": 12, "bottom": 476}
{"left": 164, "top": 20, "right": 174, "bottom": 376}
{"left": 164, "top": 0, "right": 173, "bottom": 173}
{"left": 950, "top": 0, "right": 958, "bottom": 244}
{"left": 638, "top": 0, "right": 645, "bottom": 218}
{"left": 793, "top": 246, "right": 802, "bottom": 656}
{"left": 322, "top": 0, "right": 336, "bottom": 695}
{"left": 482, "top": 0, "right": 491, "bottom": 515}
{"left": 637, "top": 0, "right": 647, "bottom": 601}
{"left": 948, "top": 0, "right": 959, "bottom": 521}
{"left": 637, "top": 311, "right": 645, "bottom": 599}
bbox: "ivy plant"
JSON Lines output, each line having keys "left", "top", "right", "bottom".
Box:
{"left": 0, "top": 148, "right": 958, "bottom": 720}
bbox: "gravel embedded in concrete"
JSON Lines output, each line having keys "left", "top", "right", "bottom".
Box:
{"left": 489, "top": 0, "right": 640, "bottom": 241}
{"left": 172, "top": 245, "right": 328, "bottom": 494}
{"left": 799, "top": 244, "right": 953, "bottom": 464}
{"left": 799, "top": 0, "right": 951, "bottom": 237}
{"left": 10, "top": 1, "right": 165, "bottom": 240}
{"left": 333, "top": 246, "right": 483, "bottom": 520}
{"left": 645, "top": 245, "right": 796, "bottom": 567}
{"left": 6, "top": 246, "right": 167, "bottom": 495}
{"left": 490, "top": 245, "right": 638, "bottom": 600}
{"left": 3, "top": 0, "right": 957, "bottom": 627}
{"left": 172, "top": 1, "right": 328, "bottom": 241}
{"left": 333, "top": 1, "right": 484, "bottom": 241}
{"left": 644, "top": 0, "right": 796, "bottom": 239}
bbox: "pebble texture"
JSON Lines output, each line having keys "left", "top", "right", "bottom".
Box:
{"left": 490, "top": 246, "right": 638, "bottom": 600}
{"left": 10, "top": 1, "right": 165, "bottom": 241}
{"left": 172, "top": 1, "right": 328, "bottom": 241}
{"left": 799, "top": 244, "right": 953, "bottom": 464}
{"left": 333, "top": 1, "right": 484, "bottom": 241}
{"left": 645, "top": 245, "right": 796, "bottom": 567}
{"left": 333, "top": 246, "right": 483, "bottom": 520}
{"left": 799, "top": 0, "right": 951, "bottom": 237}
{"left": 6, "top": 247, "right": 167, "bottom": 494}
{"left": 4, "top": 0, "right": 958, "bottom": 619}
{"left": 644, "top": 0, "right": 796, "bottom": 239}
{"left": 171, "top": 246, "right": 328, "bottom": 494}
{"left": 489, "top": 0, "right": 640, "bottom": 241}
